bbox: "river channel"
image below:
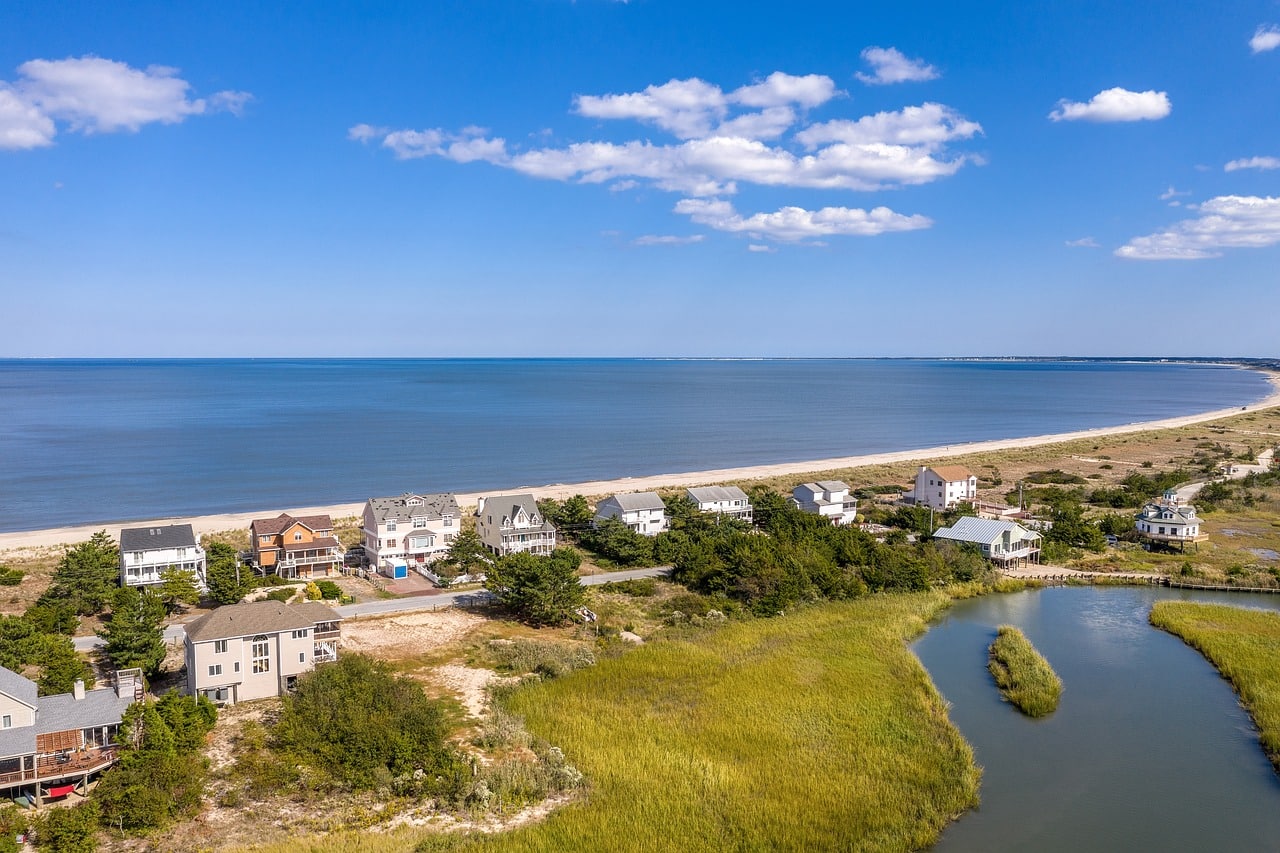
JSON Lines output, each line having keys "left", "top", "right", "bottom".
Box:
{"left": 914, "top": 586, "right": 1280, "bottom": 851}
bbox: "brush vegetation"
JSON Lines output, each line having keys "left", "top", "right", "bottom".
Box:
{"left": 237, "top": 593, "right": 979, "bottom": 853}
{"left": 988, "top": 625, "right": 1063, "bottom": 717}
{"left": 1149, "top": 601, "right": 1280, "bottom": 770}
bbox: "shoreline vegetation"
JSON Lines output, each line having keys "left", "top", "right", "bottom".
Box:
{"left": 987, "top": 625, "right": 1063, "bottom": 717}
{"left": 3, "top": 370, "right": 1278, "bottom": 550}
{"left": 1149, "top": 601, "right": 1280, "bottom": 771}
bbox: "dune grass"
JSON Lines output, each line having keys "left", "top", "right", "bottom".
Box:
{"left": 237, "top": 593, "right": 980, "bottom": 853}
{"left": 987, "top": 625, "right": 1063, "bottom": 717}
{"left": 1150, "top": 601, "right": 1280, "bottom": 770}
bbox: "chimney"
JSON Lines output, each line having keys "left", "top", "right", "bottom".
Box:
{"left": 475, "top": 496, "right": 486, "bottom": 515}
{"left": 73, "top": 680, "right": 85, "bottom": 701}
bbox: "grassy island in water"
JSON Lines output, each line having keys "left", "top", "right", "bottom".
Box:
{"left": 987, "top": 625, "right": 1063, "bottom": 718}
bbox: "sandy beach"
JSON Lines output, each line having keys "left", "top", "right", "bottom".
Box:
{"left": 3, "top": 373, "right": 1278, "bottom": 553}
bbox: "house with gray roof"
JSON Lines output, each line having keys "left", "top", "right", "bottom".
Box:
{"left": 791, "top": 481, "right": 858, "bottom": 526}
{"left": 475, "top": 494, "right": 557, "bottom": 557}
{"left": 686, "top": 486, "right": 753, "bottom": 523}
{"left": 1135, "top": 490, "right": 1207, "bottom": 551}
{"left": 932, "top": 516, "right": 1041, "bottom": 566}
{"left": 119, "top": 523, "right": 207, "bottom": 591}
{"left": 184, "top": 600, "right": 342, "bottom": 704}
{"left": 0, "top": 666, "right": 141, "bottom": 804}
{"left": 594, "top": 492, "right": 668, "bottom": 537}
{"left": 361, "top": 492, "right": 461, "bottom": 576}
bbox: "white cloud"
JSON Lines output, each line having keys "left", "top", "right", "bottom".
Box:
{"left": 632, "top": 234, "right": 705, "bottom": 246}
{"left": 0, "top": 55, "right": 247, "bottom": 150}
{"left": 1250, "top": 25, "right": 1280, "bottom": 53}
{"left": 1065, "top": 236, "right": 1099, "bottom": 248}
{"left": 1225, "top": 156, "right": 1280, "bottom": 172}
{"left": 1116, "top": 195, "right": 1280, "bottom": 260}
{"left": 855, "top": 47, "right": 939, "bottom": 85}
{"left": 674, "top": 198, "right": 931, "bottom": 242}
{"left": 1049, "top": 87, "right": 1171, "bottom": 122}
{"left": 747, "top": 243, "right": 777, "bottom": 253}
{"left": 794, "top": 102, "right": 981, "bottom": 149}
{"left": 1159, "top": 185, "right": 1190, "bottom": 201}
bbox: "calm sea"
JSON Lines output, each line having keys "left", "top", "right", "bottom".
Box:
{"left": 0, "top": 359, "right": 1269, "bottom": 533}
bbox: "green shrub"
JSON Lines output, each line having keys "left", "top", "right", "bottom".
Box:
{"left": 315, "top": 580, "right": 343, "bottom": 600}
{"left": 34, "top": 801, "right": 99, "bottom": 853}
{"left": 599, "top": 578, "right": 657, "bottom": 597}
{"left": 0, "top": 567, "right": 23, "bottom": 587}
{"left": 487, "top": 639, "right": 595, "bottom": 679}
{"left": 264, "top": 588, "right": 294, "bottom": 603}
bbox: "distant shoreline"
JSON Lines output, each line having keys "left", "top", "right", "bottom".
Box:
{"left": 3, "top": 370, "right": 1277, "bottom": 552}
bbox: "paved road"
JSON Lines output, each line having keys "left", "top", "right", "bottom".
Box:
{"left": 73, "top": 566, "right": 670, "bottom": 652}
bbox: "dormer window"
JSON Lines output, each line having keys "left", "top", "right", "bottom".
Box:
{"left": 386, "top": 520, "right": 397, "bottom": 532}
{"left": 294, "top": 532, "right": 303, "bottom": 541}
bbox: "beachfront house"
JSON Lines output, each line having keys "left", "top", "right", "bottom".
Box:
{"left": 686, "top": 486, "right": 753, "bottom": 522}
{"left": 362, "top": 492, "right": 460, "bottom": 577}
{"left": 932, "top": 516, "right": 1042, "bottom": 567}
{"left": 913, "top": 466, "right": 978, "bottom": 510}
{"left": 249, "top": 513, "right": 342, "bottom": 579}
{"left": 184, "top": 600, "right": 342, "bottom": 704}
{"left": 119, "top": 523, "right": 207, "bottom": 591}
{"left": 476, "top": 494, "right": 557, "bottom": 557}
{"left": 1135, "top": 490, "right": 1207, "bottom": 550}
{"left": 790, "top": 481, "right": 858, "bottom": 526}
{"left": 594, "top": 492, "right": 668, "bottom": 536}
{"left": 0, "top": 666, "right": 142, "bottom": 806}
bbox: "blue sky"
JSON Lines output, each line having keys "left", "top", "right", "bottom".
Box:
{"left": 3, "top": 1, "right": 1279, "bottom": 357}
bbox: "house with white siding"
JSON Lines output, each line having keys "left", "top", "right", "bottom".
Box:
{"left": 119, "top": 524, "right": 207, "bottom": 591}
{"left": 475, "top": 494, "right": 557, "bottom": 557}
{"left": 932, "top": 516, "right": 1041, "bottom": 566}
{"left": 686, "top": 486, "right": 753, "bottom": 522}
{"left": 594, "top": 492, "right": 668, "bottom": 536}
{"left": 791, "top": 481, "right": 858, "bottom": 525}
{"left": 184, "top": 600, "right": 341, "bottom": 704}
{"left": 1135, "top": 490, "right": 1207, "bottom": 550}
{"left": 362, "top": 492, "right": 460, "bottom": 575}
{"left": 913, "top": 466, "right": 978, "bottom": 510}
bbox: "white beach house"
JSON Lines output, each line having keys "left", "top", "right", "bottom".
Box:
{"left": 119, "top": 524, "right": 207, "bottom": 591}
{"left": 932, "top": 516, "right": 1041, "bottom": 567}
{"left": 1135, "top": 490, "right": 1207, "bottom": 550}
{"left": 686, "top": 486, "right": 753, "bottom": 522}
{"left": 476, "top": 494, "right": 557, "bottom": 556}
{"left": 913, "top": 465, "right": 978, "bottom": 510}
{"left": 791, "top": 481, "right": 858, "bottom": 525}
{"left": 594, "top": 492, "right": 668, "bottom": 536}
{"left": 362, "top": 492, "right": 460, "bottom": 575}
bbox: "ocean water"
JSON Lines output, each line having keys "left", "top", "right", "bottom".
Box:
{"left": 0, "top": 359, "right": 1270, "bottom": 532}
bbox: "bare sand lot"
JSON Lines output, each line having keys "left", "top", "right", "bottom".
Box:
{"left": 2, "top": 373, "right": 1277, "bottom": 553}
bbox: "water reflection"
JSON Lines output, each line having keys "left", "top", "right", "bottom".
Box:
{"left": 914, "top": 586, "right": 1280, "bottom": 852}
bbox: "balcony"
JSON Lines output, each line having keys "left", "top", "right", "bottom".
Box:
{"left": 0, "top": 747, "right": 119, "bottom": 790}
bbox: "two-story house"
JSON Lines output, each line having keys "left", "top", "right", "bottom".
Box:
{"left": 1135, "top": 490, "right": 1207, "bottom": 550}
{"left": 0, "top": 666, "right": 142, "bottom": 805}
{"left": 913, "top": 466, "right": 978, "bottom": 510}
{"left": 686, "top": 486, "right": 753, "bottom": 522}
{"left": 932, "top": 516, "right": 1041, "bottom": 567}
{"left": 594, "top": 492, "right": 668, "bottom": 536}
{"left": 791, "top": 481, "right": 858, "bottom": 526}
{"left": 184, "top": 600, "right": 342, "bottom": 704}
{"left": 249, "top": 513, "right": 342, "bottom": 579}
{"left": 475, "top": 494, "right": 557, "bottom": 557}
{"left": 362, "top": 492, "right": 460, "bottom": 574}
{"left": 119, "top": 524, "right": 207, "bottom": 591}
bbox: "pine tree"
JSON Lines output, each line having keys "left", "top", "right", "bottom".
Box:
{"left": 97, "top": 588, "right": 167, "bottom": 676}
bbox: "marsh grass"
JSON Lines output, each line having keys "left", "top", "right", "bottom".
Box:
{"left": 988, "top": 625, "right": 1063, "bottom": 717}
{"left": 1150, "top": 601, "right": 1280, "bottom": 770}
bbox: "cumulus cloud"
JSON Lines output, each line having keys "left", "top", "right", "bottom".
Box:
{"left": 855, "top": 47, "right": 939, "bottom": 85}
{"left": 673, "top": 198, "right": 931, "bottom": 242}
{"left": 1049, "top": 87, "right": 1171, "bottom": 122}
{"left": 0, "top": 55, "right": 247, "bottom": 150}
{"left": 632, "top": 234, "right": 705, "bottom": 246}
{"left": 1065, "top": 236, "right": 1099, "bottom": 248}
{"left": 353, "top": 71, "right": 979, "bottom": 240}
{"left": 1116, "top": 195, "right": 1280, "bottom": 259}
{"left": 1225, "top": 156, "right": 1280, "bottom": 172}
{"left": 1250, "top": 25, "right": 1280, "bottom": 53}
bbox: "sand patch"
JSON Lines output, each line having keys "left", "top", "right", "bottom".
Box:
{"left": 340, "top": 609, "right": 486, "bottom": 658}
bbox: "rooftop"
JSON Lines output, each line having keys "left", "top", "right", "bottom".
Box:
{"left": 185, "top": 600, "right": 342, "bottom": 644}
{"left": 120, "top": 524, "right": 199, "bottom": 552}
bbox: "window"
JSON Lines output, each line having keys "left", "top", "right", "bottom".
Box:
{"left": 1, "top": 715, "right": 9, "bottom": 729}
{"left": 251, "top": 635, "right": 270, "bottom": 674}
{"left": 387, "top": 520, "right": 397, "bottom": 532}
{"left": 299, "top": 652, "right": 306, "bottom": 663}
{"left": 444, "top": 516, "right": 454, "bottom": 527}
{"left": 208, "top": 664, "right": 222, "bottom": 676}
{"left": 234, "top": 661, "right": 241, "bottom": 673}
{"left": 177, "top": 547, "right": 187, "bottom": 557}
{"left": 291, "top": 629, "right": 308, "bottom": 639}
{"left": 132, "top": 551, "right": 143, "bottom": 561}
{"left": 412, "top": 517, "right": 426, "bottom": 529}
{"left": 294, "top": 532, "right": 303, "bottom": 541}
{"left": 214, "top": 639, "right": 227, "bottom": 654}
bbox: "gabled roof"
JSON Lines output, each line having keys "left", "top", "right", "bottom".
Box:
{"left": 600, "top": 492, "right": 666, "bottom": 512}
{"left": 1137, "top": 502, "right": 1198, "bottom": 522}
{"left": 120, "top": 524, "right": 199, "bottom": 552}
{"left": 926, "top": 465, "right": 975, "bottom": 483}
{"left": 185, "top": 600, "right": 342, "bottom": 644}
{"left": 366, "top": 493, "right": 460, "bottom": 524}
{"left": 687, "top": 485, "right": 750, "bottom": 504}
{"left": 36, "top": 687, "right": 131, "bottom": 734}
{"left": 250, "top": 513, "right": 334, "bottom": 537}
{"left": 0, "top": 667, "right": 37, "bottom": 709}
{"left": 933, "top": 516, "right": 1038, "bottom": 546}
{"left": 816, "top": 480, "right": 849, "bottom": 492}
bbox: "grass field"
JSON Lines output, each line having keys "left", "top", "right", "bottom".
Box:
{"left": 987, "top": 625, "right": 1062, "bottom": 717}
{"left": 1149, "top": 601, "right": 1280, "bottom": 770}
{"left": 239, "top": 593, "right": 980, "bottom": 853}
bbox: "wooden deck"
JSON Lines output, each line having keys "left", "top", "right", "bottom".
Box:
{"left": 0, "top": 748, "right": 119, "bottom": 790}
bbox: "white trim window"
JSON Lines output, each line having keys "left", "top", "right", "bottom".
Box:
{"left": 251, "top": 635, "right": 271, "bottom": 674}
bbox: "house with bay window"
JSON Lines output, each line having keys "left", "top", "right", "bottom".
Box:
{"left": 184, "top": 600, "right": 342, "bottom": 704}
{"left": 361, "top": 492, "right": 460, "bottom": 576}
{"left": 119, "top": 524, "right": 207, "bottom": 591}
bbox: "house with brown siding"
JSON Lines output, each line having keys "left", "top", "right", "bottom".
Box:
{"left": 249, "top": 513, "right": 342, "bottom": 579}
